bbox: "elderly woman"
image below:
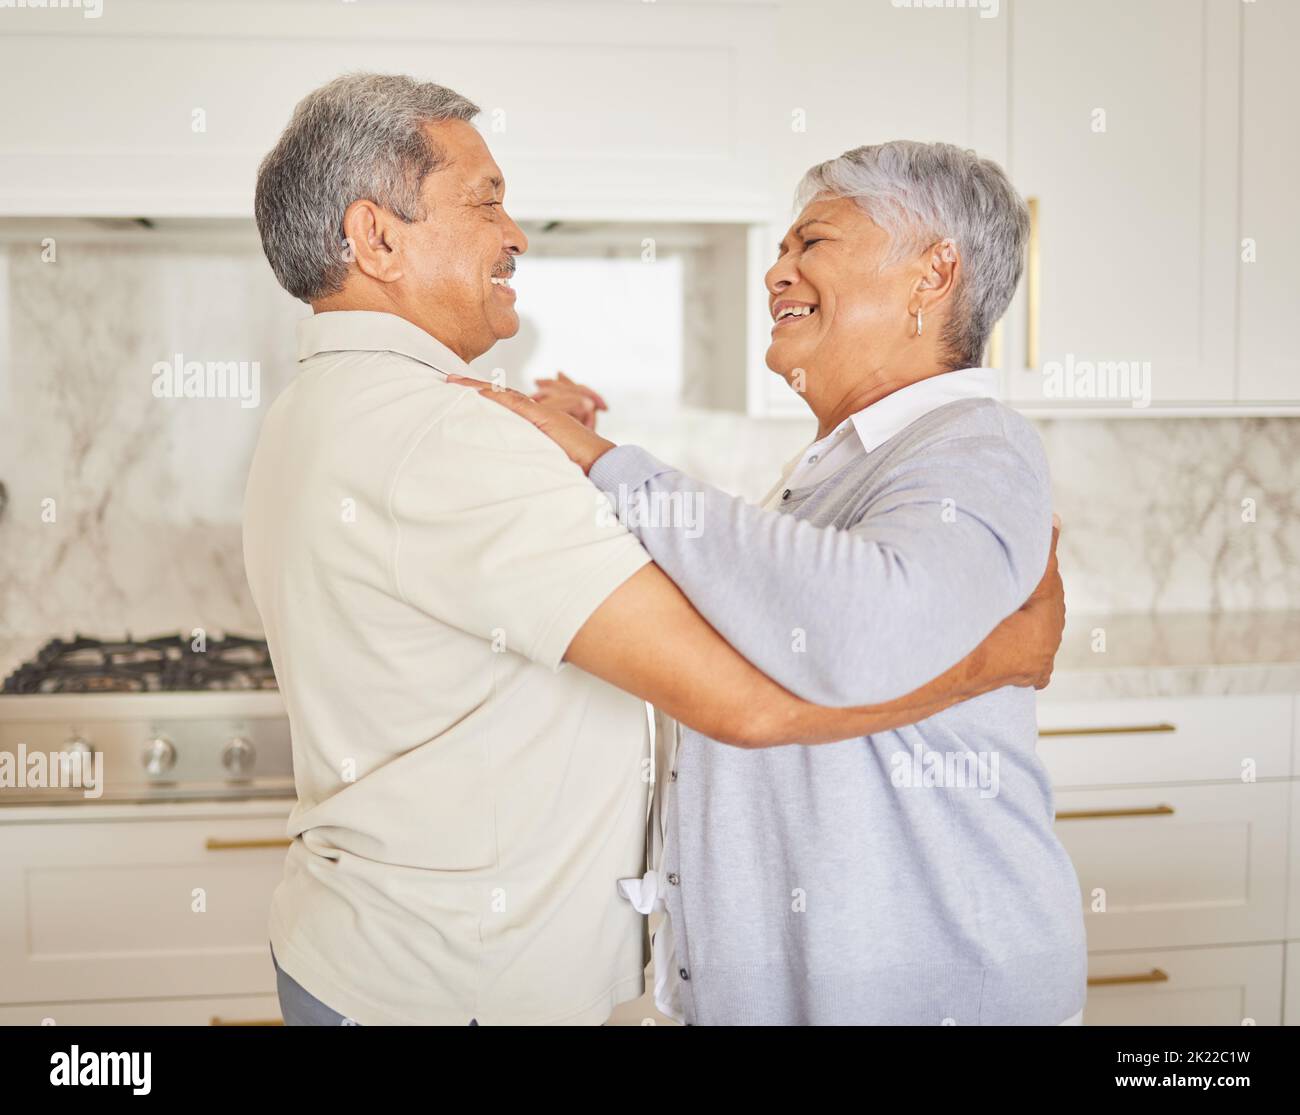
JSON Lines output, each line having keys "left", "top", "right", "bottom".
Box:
{"left": 464, "top": 141, "right": 1086, "bottom": 1026}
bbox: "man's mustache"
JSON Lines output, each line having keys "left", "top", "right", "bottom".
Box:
{"left": 491, "top": 256, "right": 516, "bottom": 279}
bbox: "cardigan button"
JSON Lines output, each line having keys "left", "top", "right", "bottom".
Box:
{"left": 679, "top": 968, "right": 690, "bottom": 981}
{"left": 667, "top": 873, "right": 680, "bottom": 886}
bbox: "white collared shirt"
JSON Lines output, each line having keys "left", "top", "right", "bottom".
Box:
{"left": 760, "top": 366, "right": 1000, "bottom": 509}
{"left": 630, "top": 366, "right": 1000, "bottom": 1023}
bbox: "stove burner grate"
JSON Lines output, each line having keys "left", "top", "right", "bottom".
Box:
{"left": 2, "top": 634, "right": 279, "bottom": 694}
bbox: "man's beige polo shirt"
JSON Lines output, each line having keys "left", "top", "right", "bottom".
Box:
{"left": 243, "top": 310, "right": 652, "bottom": 1025}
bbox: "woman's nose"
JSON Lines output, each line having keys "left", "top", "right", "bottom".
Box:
{"left": 766, "top": 255, "right": 797, "bottom": 295}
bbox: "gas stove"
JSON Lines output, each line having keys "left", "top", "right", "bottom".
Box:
{"left": 2, "top": 634, "right": 279, "bottom": 694}
{"left": 0, "top": 636, "right": 293, "bottom": 806}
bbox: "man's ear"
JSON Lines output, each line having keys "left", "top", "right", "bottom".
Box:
{"left": 909, "top": 238, "right": 960, "bottom": 317}
{"left": 340, "top": 199, "right": 404, "bottom": 284}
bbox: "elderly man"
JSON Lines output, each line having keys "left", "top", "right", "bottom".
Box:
{"left": 243, "top": 73, "right": 1065, "bottom": 1026}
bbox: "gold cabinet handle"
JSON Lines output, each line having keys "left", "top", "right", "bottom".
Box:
{"left": 1040, "top": 723, "right": 1176, "bottom": 738}
{"left": 210, "top": 1016, "right": 284, "bottom": 1026}
{"left": 205, "top": 837, "right": 292, "bottom": 851}
{"left": 1025, "top": 196, "right": 1040, "bottom": 369}
{"left": 1056, "top": 805, "right": 1175, "bottom": 821}
{"left": 1088, "top": 968, "right": 1169, "bottom": 988}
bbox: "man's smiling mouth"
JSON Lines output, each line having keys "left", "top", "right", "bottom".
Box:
{"left": 490, "top": 256, "right": 516, "bottom": 294}
{"left": 490, "top": 264, "right": 515, "bottom": 298}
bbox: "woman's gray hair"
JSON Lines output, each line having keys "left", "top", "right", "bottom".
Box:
{"left": 796, "top": 141, "right": 1029, "bottom": 369}
{"left": 255, "top": 73, "right": 480, "bottom": 302}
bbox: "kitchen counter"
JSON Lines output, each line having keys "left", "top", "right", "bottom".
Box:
{"left": 1045, "top": 611, "right": 1300, "bottom": 701}
{"left": 4, "top": 614, "right": 1298, "bottom": 706}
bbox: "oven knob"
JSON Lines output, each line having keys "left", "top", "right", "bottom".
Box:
{"left": 141, "top": 736, "right": 176, "bottom": 777}
{"left": 222, "top": 736, "right": 256, "bottom": 777}
{"left": 60, "top": 737, "right": 96, "bottom": 783}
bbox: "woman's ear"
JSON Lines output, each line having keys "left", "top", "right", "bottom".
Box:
{"left": 905, "top": 238, "right": 960, "bottom": 322}
{"left": 917, "top": 238, "right": 960, "bottom": 301}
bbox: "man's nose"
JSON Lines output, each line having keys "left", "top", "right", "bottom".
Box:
{"left": 504, "top": 213, "right": 528, "bottom": 256}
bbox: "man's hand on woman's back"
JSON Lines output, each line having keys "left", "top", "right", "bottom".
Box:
{"left": 1008, "top": 518, "right": 1066, "bottom": 691}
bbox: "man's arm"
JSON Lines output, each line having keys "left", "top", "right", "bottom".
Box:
{"left": 565, "top": 525, "right": 1064, "bottom": 749}
{"left": 430, "top": 377, "right": 1062, "bottom": 748}
{"left": 582, "top": 440, "right": 1051, "bottom": 708}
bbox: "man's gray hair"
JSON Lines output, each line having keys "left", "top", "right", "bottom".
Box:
{"left": 796, "top": 141, "right": 1029, "bottom": 370}
{"left": 255, "top": 73, "right": 480, "bottom": 302}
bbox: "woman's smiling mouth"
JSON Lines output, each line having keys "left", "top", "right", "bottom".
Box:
{"left": 771, "top": 300, "right": 819, "bottom": 332}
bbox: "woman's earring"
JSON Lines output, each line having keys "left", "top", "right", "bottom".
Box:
{"left": 915, "top": 309, "right": 923, "bottom": 337}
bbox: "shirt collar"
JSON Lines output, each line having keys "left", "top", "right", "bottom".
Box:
{"left": 847, "top": 366, "right": 998, "bottom": 455}
{"left": 296, "top": 310, "right": 471, "bottom": 378}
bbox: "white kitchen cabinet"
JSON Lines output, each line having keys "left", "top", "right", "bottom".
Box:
{"left": 1036, "top": 688, "right": 1300, "bottom": 1025}
{"left": 1294, "top": 695, "right": 1300, "bottom": 778}
{"left": 0, "top": 801, "right": 292, "bottom": 1006}
{"left": 1084, "top": 944, "right": 1283, "bottom": 1027}
{"left": 0, "top": 995, "right": 282, "bottom": 1027}
{"left": 0, "top": 0, "right": 778, "bottom": 223}
{"left": 1036, "top": 694, "right": 1292, "bottom": 789}
{"left": 1286, "top": 944, "right": 1299, "bottom": 1027}
{"left": 1290, "top": 781, "right": 1300, "bottom": 942}
{"left": 1001, "top": 0, "right": 1241, "bottom": 408}
{"left": 1237, "top": 0, "right": 1300, "bottom": 404}
{"left": 1053, "top": 781, "right": 1289, "bottom": 953}
{"left": 2, "top": 0, "right": 1291, "bottom": 414}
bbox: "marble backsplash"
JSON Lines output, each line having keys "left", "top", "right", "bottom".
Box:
{"left": 599, "top": 409, "right": 1300, "bottom": 615}
{"left": 1, "top": 236, "right": 1297, "bottom": 660}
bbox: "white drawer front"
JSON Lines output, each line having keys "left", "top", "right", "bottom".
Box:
{"left": 1286, "top": 944, "right": 1300, "bottom": 1027}
{"left": 1055, "top": 782, "right": 1289, "bottom": 950}
{"left": 1295, "top": 695, "right": 1300, "bottom": 777}
{"left": 1084, "top": 944, "right": 1283, "bottom": 1026}
{"left": 0, "top": 806, "right": 291, "bottom": 1005}
{"left": 1290, "top": 782, "right": 1300, "bottom": 940}
{"left": 0, "top": 994, "right": 283, "bottom": 1027}
{"left": 1037, "top": 695, "right": 1292, "bottom": 788}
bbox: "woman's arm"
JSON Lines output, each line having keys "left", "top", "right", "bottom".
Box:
{"left": 456, "top": 378, "right": 1053, "bottom": 708}
{"left": 585, "top": 439, "right": 1050, "bottom": 707}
